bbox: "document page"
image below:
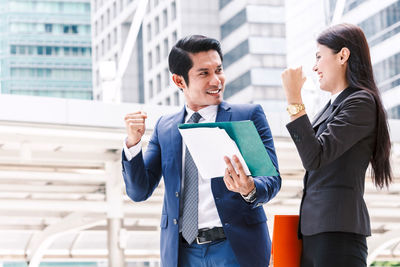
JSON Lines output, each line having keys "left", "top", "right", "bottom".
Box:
{"left": 179, "top": 127, "right": 251, "bottom": 179}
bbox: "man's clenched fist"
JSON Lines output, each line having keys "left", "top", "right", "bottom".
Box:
{"left": 124, "top": 111, "right": 147, "bottom": 148}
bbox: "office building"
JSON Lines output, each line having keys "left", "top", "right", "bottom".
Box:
{"left": 219, "top": 0, "right": 287, "bottom": 107}
{"left": 93, "top": 0, "right": 287, "bottom": 107}
{"left": 285, "top": 0, "right": 400, "bottom": 119}
{"left": 0, "top": 0, "right": 92, "bottom": 99}
{"left": 92, "top": 0, "right": 220, "bottom": 104}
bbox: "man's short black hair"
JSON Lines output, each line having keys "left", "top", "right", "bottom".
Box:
{"left": 168, "top": 35, "right": 223, "bottom": 87}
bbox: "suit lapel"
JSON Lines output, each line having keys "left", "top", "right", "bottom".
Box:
{"left": 312, "top": 101, "right": 333, "bottom": 129}
{"left": 216, "top": 101, "right": 232, "bottom": 122}
{"left": 311, "top": 100, "right": 331, "bottom": 127}
{"left": 171, "top": 106, "right": 186, "bottom": 181}
{"left": 312, "top": 87, "right": 358, "bottom": 130}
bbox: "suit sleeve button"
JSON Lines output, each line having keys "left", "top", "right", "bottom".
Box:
{"left": 173, "top": 219, "right": 178, "bottom": 225}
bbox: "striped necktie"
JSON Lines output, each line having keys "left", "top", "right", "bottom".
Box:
{"left": 181, "top": 112, "right": 202, "bottom": 244}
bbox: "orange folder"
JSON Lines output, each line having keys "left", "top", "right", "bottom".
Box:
{"left": 271, "top": 215, "right": 302, "bottom": 267}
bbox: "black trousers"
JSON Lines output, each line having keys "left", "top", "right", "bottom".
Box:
{"left": 301, "top": 232, "right": 368, "bottom": 267}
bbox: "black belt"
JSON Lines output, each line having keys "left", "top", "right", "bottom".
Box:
{"left": 181, "top": 227, "right": 226, "bottom": 245}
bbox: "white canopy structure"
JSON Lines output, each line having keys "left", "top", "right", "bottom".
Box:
{"left": 0, "top": 94, "right": 399, "bottom": 266}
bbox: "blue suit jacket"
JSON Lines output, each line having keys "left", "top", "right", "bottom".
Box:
{"left": 122, "top": 102, "right": 281, "bottom": 267}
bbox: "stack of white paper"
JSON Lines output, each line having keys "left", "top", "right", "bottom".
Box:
{"left": 179, "top": 127, "right": 251, "bottom": 179}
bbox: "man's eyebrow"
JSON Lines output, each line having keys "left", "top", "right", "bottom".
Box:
{"left": 195, "top": 68, "right": 209, "bottom": 72}
{"left": 195, "top": 65, "right": 223, "bottom": 72}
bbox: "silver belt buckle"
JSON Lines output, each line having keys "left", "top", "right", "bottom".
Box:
{"left": 196, "top": 236, "right": 212, "bottom": 245}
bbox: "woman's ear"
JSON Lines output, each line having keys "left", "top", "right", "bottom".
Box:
{"left": 339, "top": 47, "right": 350, "bottom": 64}
{"left": 172, "top": 74, "right": 186, "bottom": 90}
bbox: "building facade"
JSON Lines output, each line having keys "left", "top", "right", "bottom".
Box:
{"left": 92, "top": 0, "right": 220, "bottom": 104}
{"left": 0, "top": 0, "right": 92, "bottom": 99}
{"left": 286, "top": 0, "right": 400, "bottom": 119}
{"left": 338, "top": 0, "right": 400, "bottom": 119}
{"left": 219, "top": 0, "right": 287, "bottom": 107}
{"left": 92, "top": 0, "right": 287, "bottom": 106}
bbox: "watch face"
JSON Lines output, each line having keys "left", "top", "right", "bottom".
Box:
{"left": 288, "top": 105, "right": 298, "bottom": 114}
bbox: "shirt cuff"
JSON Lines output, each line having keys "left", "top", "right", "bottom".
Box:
{"left": 123, "top": 138, "right": 142, "bottom": 161}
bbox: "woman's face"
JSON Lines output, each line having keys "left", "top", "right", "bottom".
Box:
{"left": 313, "top": 44, "right": 346, "bottom": 94}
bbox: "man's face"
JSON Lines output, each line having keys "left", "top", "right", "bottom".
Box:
{"left": 178, "top": 50, "right": 225, "bottom": 111}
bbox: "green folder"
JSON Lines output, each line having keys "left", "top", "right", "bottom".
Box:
{"left": 178, "top": 120, "right": 278, "bottom": 177}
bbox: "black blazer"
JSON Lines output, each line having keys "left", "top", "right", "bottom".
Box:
{"left": 286, "top": 87, "right": 377, "bottom": 236}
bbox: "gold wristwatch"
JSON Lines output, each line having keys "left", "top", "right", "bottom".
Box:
{"left": 286, "top": 103, "right": 305, "bottom": 116}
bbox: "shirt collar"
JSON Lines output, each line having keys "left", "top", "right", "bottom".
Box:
{"left": 330, "top": 89, "right": 345, "bottom": 105}
{"left": 185, "top": 105, "right": 218, "bottom": 122}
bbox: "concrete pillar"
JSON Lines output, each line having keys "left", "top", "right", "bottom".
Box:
{"left": 106, "top": 161, "right": 125, "bottom": 267}
{"left": 108, "top": 218, "right": 125, "bottom": 267}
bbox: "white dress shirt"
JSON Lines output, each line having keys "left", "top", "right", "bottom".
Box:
{"left": 123, "top": 104, "right": 222, "bottom": 231}
{"left": 330, "top": 89, "right": 345, "bottom": 104}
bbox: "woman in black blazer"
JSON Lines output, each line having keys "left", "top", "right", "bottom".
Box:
{"left": 281, "top": 23, "right": 393, "bottom": 267}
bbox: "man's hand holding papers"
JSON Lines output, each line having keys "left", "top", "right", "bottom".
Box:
{"left": 178, "top": 127, "right": 251, "bottom": 179}
{"left": 223, "top": 155, "right": 255, "bottom": 196}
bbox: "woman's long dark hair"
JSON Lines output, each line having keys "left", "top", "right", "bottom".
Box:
{"left": 317, "top": 23, "right": 392, "bottom": 188}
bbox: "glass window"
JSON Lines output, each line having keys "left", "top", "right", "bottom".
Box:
{"left": 95, "top": 46, "right": 99, "bottom": 60}
{"left": 10, "top": 68, "right": 17, "bottom": 77}
{"left": 45, "top": 47, "right": 52, "bottom": 55}
{"left": 10, "top": 45, "right": 17, "bottom": 54}
{"left": 147, "top": 23, "right": 152, "bottom": 41}
{"left": 174, "top": 91, "right": 179, "bottom": 105}
{"left": 359, "top": 1, "right": 400, "bottom": 42}
{"left": 163, "top": 9, "right": 168, "bottom": 28}
{"left": 45, "top": 24, "right": 53, "bottom": 33}
{"left": 387, "top": 105, "right": 400, "bottom": 119}
{"left": 163, "top": 38, "right": 169, "bottom": 57}
{"left": 172, "top": 31, "right": 177, "bottom": 44}
{"left": 37, "top": 46, "right": 44, "bottom": 55}
{"left": 37, "top": 69, "right": 44, "bottom": 77}
{"left": 219, "top": 0, "right": 233, "bottom": 9}
{"left": 28, "top": 46, "right": 34, "bottom": 55}
{"left": 63, "top": 25, "right": 70, "bottom": 33}
{"left": 64, "top": 47, "right": 70, "bottom": 55}
{"left": 18, "top": 46, "right": 26, "bottom": 55}
{"left": 148, "top": 52, "right": 153, "bottom": 70}
{"left": 147, "top": 0, "right": 151, "bottom": 12}
{"left": 155, "top": 16, "right": 160, "bottom": 35}
{"left": 156, "top": 45, "right": 160, "bottom": 63}
{"left": 221, "top": 9, "right": 246, "bottom": 39}
{"left": 224, "top": 71, "right": 251, "bottom": 98}
{"left": 149, "top": 80, "right": 154, "bottom": 98}
{"left": 166, "top": 96, "right": 171, "bottom": 105}
{"left": 224, "top": 40, "right": 249, "bottom": 68}
{"left": 171, "top": 1, "right": 176, "bottom": 20}
{"left": 164, "top": 68, "right": 169, "bottom": 86}
{"left": 113, "top": 2, "right": 117, "bottom": 18}
{"left": 71, "top": 25, "right": 78, "bottom": 34}
{"left": 157, "top": 73, "right": 161, "bottom": 92}
{"left": 59, "top": 2, "right": 64, "bottom": 12}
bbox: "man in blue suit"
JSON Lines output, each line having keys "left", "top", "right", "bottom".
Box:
{"left": 122, "top": 35, "right": 281, "bottom": 267}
